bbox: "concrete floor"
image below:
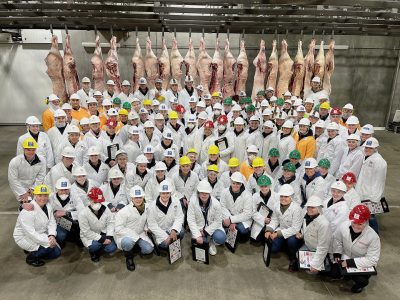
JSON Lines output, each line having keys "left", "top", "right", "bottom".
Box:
{"left": 1, "top": 126, "right": 399, "bottom": 300}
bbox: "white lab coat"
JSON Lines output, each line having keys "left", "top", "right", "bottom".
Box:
{"left": 114, "top": 202, "right": 153, "bottom": 249}
{"left": 248, "top": 172, "right": 275, "bottom": 195}
{"left": 232, "top": 129, "right": 250, "bottom": 162}
{"left": 140, "top": 132, "right": 161, "bottom": 149}
{"left": 125, "top": 166, "right": 151, "bottom": 191}
{"left": 8, "top": 154, "right": 46, "bottom": 199}
{"left": 300, "top": 175, "right": 326, "bottom": 203}
{"left": 182, "top": 127, "right": 199, "bottom": 155}
{"left": 100, "top": 133, "right": 124, "bottom": 162}
{"left": 187, "top": 195, "right": 224, "bottom": 239}
{"left": 83, "top": 161, "right": 110, "bottom": 187}
{"left": 323, "top": 198, "right": 349, "bottom": 236}
{"left": 78, "top": 205, "right": 114, "bottom": 247}
{"left": 208, "top": 179, "right": 225, "bottom": 201}
{"left": 99, "top": 182, "right": 129, "bottom": 209}
{"left": 274, "top": 177, "right": 302, "bottom": 206}
{"left": 44, "top": 162, "right": 75, "bottom": 191}
{"left": 149, "top": 88, "right": 167, "bottom": 100}
{"left": 147, "top": 197, "right": 184, "bottom": 244}
{"left": 302, "top": 214, "right": 331, "bottom": 270}
{"left": 199, "top": 159, "right": 228, "bottom": 180}
{"left": 356, "top": 152, "right": 387, "bottom": 203}
{"left": 317, "top": 135, "right": 346, "bottom": 175}
{"left": 213, "top": 130, "right": 235, "bottom": 163}
{"left": 47, "top": 125, "right": 71, "bottom": 153}
{"left": 333, "top": 221, "right": 380, "bottom": 268}
{"left": 171, "top": 171, "right": 199, "bottom": 200}
{"left": 251, "top": 191, "right": 279, "bottom": 239}
{"left": 220, "top": 187, "right": 253, "bottom": 228}
{"left": 336, "top": 147, "right": 364, "bottom": 179}
{"left": 277, "top": 134, "right": 296, "bottom": 161}
{"left": 132, "top": 89, "right": 150, "bottom": 101}
{"left": 103, "top": 90, "right": 115, "bottom": 100}
{"left": 179, "top": 88, "right": 198, "bottom": 111}
{"left": 55, "top": 139, "right": 88, "bottom": 166}
{"left": 246, "top": 129, "right": 263, "bottom": 152}
{"left": 123, "top": 140, "right": 143, "bottom": 163}
{"left": 77, "top": 88, "right": 94, "bottom": 108}
{"left": 17, "top": 132, "right": 54, "bottom": 168}
{"left": 267, "top": 201, "right": 303, "bottom": 239}
{"left": 49, "top": 193, "right": 85, "bottom": 218}
{"left": 260, "top": 132, "right": 278, "bottom": 162}
{"left": 154, "top": 143, "right": 180, "bottom": 162}
{"left": 166, "top": 122, "right": 186, "bottom": 150}
{"left": 13, "top": 200, "right": 57, "bottom": 251}
{"left": 71, "top": 179, "right": 97, "bottom": 207}
{"left": 145, "top": 175, "right": 177, "bottom": 203}
{"left": 193, "top": 129, "right": 216, "bottom": 165}
{"left": 314, "top": 133, "right": 328, "bottom": 158}
{"left": 83, "top": 130, "right": 109, "bottom": 155}
{"left": 344, "top": 188, "right": 361, "bottom": 210}
{"left": 321, "top": 173, "right": 336, "bottom": 199}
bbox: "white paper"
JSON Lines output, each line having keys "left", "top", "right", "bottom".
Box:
{"left": 195, "top": 247, "right": 206, "bottom": 262}
{"left": 169, "top": 239, "right": 182, "bottom": 264}
{"left": 56, "top": 217, "right": 72, "bottom": 231}
{"left": 298, "top": 250, "right": 325, "bottom": 270}
{"left": 346, "top": 266, "right": 375, "bottom": 273}
{"left": 226, "top": 228, "right": 238, "bottom": 248}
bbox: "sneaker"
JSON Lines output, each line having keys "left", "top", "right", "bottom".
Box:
{"left": 90, "top": 251, "right": 100, "bottom": 262}
{"left": 351, "top": 284, "right": 364, "bottom": 294}
{"left": 288, "top": 260, "right": 299, "bottom": 272}
{"left": 26, "top": 254, "right": 45, "bottom": 267}
{"left": 209, "top": 242, "right": 217, "bottom": 256}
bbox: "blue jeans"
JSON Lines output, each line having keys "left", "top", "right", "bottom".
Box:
{"left": 56, "top": 226, "right": 68, "bottom": 243}
{"left": 159, "top": 228, "right": 185, "bottom": 249}
{"left": 236, "top": 223, "right": 250, "bottom": 236}
{"left": 121, "top": 237, "right": 154, "bottom": 254}
{"left": 202, "top": 229, "right": 227, "bottom": 245}
{"left": 369, "top": 215, "right": 379, "bottom": 234}
{"left": 271, "top": 235, "right": 302, "bottom": 260}
{"left": 89, "top": 240, "right": 117, "bottom": 254}
{"left": 33, "top": 245, "right": 61, "bottom": 260}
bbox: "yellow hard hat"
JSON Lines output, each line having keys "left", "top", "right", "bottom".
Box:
{"left": 118, "top": 108, "right": 129, "bottom": 116}
{"left": 179, "top": 156, "right": 191, "bottom": 165}
{"left": 22, "top": 137, "right": 38, "bottom": 149}
{"left": 33, "top": 184, "right": 50, "bottom": 195}
{"left": 208, "top": 145, "right": 220, "bottom": 155}
{"left": 211, "top": 92, "right": 220, "bottom": 97}
{"left": 169, "top": 110, "right": 179, "bottom": 119}
{"left": 252, "top": 157, "right": 265, "bottom": 168}
{"left": 228, "top": 157, "right": 240, "bottom": 167}
{"left": 143, "top": 99, "right": 152, "bottom": 106}
{"left": 187, "top": 148, "right": 198, "bottom": 154}
{"left": 320, "top": 102, "right": 331, "bottom": 110}
{"left": 207, "top": 164, "right": 219, "bottom": 173}
{"left": 157, "top": 95, "right": 165, "bottom": 102}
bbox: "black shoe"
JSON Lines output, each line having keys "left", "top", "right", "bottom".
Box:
{"left": 124, "top": 251, "right": 135, "bottom": 271}
{"left": 351, "top": 284, "right": 364, "bottom": 294}
{"left": 58, "top": 241, "right": 66, "bottom": 249}
{"left": 89, "top": 251, "right": 100, "bottom": 262}
{"left": 288, "top": 260, "right": 299, "bottom": 272}
{"left": 26, "top": 254, "right": 45, "bottom": 267}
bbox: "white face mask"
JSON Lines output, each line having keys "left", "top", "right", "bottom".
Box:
{"left": 59, "top": 194, "right": 69, "bottom": 201}
{"left": 56, "top": 121, "right": 66, "bottom": 128}
{"left": 91, "top": 203, "right": 101, "bottom": 211}
{"left": 187, "top": 123, "right": 195, "bottom": 129}
{"left": 49, "top": 102, "right": 59, "bottom": 111}
{"left": 214, "top": 110, "right": 221, "bottom": 116}
{"left": 218, "top": 125, "right": 226, "bottom": 131}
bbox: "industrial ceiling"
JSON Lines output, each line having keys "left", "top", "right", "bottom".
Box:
{"left": 1, "top": 0, "right": 400, "bottom": 36}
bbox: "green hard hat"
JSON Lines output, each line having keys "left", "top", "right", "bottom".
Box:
{"left": 245, "top": 97, "right": 252, "bottom": 104}
{"left": 245, "top": 104, "right": 256, "bottom": 112}
{"left": 318, "top": 158, "right": 331, "bottom": 169}
{"left": 257, "top": 175, "right": 272, "bottom": 187}
{"left": 276, "top": 98, "right": 284, "bottom": 106}
{"left": 289, "top": 150, "right": 301, "bottom": 160}
{"left": 113, "top": 97, "right": 122, "bottom": 104}
{"left": 268, "top": 148, "right": 280, "bottom": 157}
{"left": 314, "top": 104, "right": 320, "bottom": 112}
{"left": 122, "top": 102, "right": 132, "bottom": 109}
{"left": 283, "top": 162, "right": 296, "bottom": 173}
{"left": 223, "top": 97, "right": 233, "bottom": 105}
{"left": 257, "top": 90, "right": 265, "bottom": 96}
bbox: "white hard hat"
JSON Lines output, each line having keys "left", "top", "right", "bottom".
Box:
{"left": 86, "top": 97, "right": 97, "bottom": 105}
{"left": 143, "top": 121, "right": 154, "bottom": 128}
{"left": 284, "top": 99, "right": 292, "bottom": 104}
{"left": 106, "top": 79, "right": 115, "bottom": 85}
{"left": 54, "top": 109, "right": 67, "bottom": 118}
{"left": 298, "top": 118, "right": 311, "bottom": 126}
{"left": 250, "top": 115, "right": 260, "bottom": 122}
{"left": 132, "top": 97, "right": 141, "bottom": 103}
{"left": 296, "top": 105, "right": 306, "bottom": 112}
{"left": 326, "top": 122, "right": 339, "bottom": 131}
{"left": 270, "top": 96, "right": 277, "bottom": 102}
{"left": 139, "top": 107, "right": 148, "bottom": 114}
{"left": 80, "top": 117, "right": 90, "bottom": 126}
{"left": 364, "top": 137, "right": 379, "bottom": 148}
{"left": 108, "top": 168, "right": 124, "bottom": 179}
{"left": 61, "top": 146, "right": 75, "bottom": 158}
{"left": 102, "top": 99, "right": 112, "bottom": 106}
{"left": 154, "top": 113, "right": 165, "bottom": 120}
{"left": 279, "top": 184, "right": 294, "bottom": 196}
{"left": 128, "top": 126, "right": 140, "bottom": 135}
{"left": 276, "top": 111, "right": 288, "bottom": 120}
{"left": 155, "top": 78, "right": 163, "bottom": 83}
{"left": 70, "top": 93, "right": 80, "bottom": 100}
{"left": 213, "top": 103, "right": 223, "bottom": 110}
{"left": 135, "top": 154, "right": 149, "bottom": 164}
{"left": 230, "top": 172, "right": 244, "bottom": 184}
{"left": 122, "top": 80, "right": 131, "bottom": 86}
{"left": 128, "top": 111, "right": 139, "bottom": 120}
{"left": 310, "top": 111, "right": 320, "bottom": 118}
{"left": 347, "top": 134, "right": 361, "bottom": 141}
{"left": 196, "top": 101, "right": 206, "bottom": 108}
{"left": 234, "top": 117, "right": 245, "bottom": 125}
{"left": 196, "top": 85, "right": 204, "bottom": 91}
{"left": 247, "top": 145, "right": 259, "bottom": 154}
{"left": 263, "top": 120, "right": 274, "bottom": 128}
{"left": 164, "top": 149, "right": 175, "bottom": 158}
{"left": 331, "top": 181, "right": 347, "bottom": 192}
{"left": 189, "top": 97, "right": 197, "bottom": 103}
{"left": 185, "top": 75, "right": 194, "bottom": 82}
{"left": 169, "top": 78, "right": 178, "bottom": 85}
{"left": 262, "top": 108, "right": 272, "bottom": 116}
{"left": 163, "top": 129, "right": 174, "bottom": 140}
{"left": 25, "top": 116, "right": 41, "bottom": 125}
{"left": 239, "top": 91, "right": 246, "bottom": 97}
{"left": 81, "top": 77, "right": 91, "bottom": 83}
{"left": 48, "top": 94, "right": 60, "bottom": 102}
{"left": 346, "top": 116, "right": 359, "bottom": 125}
{"left": 203, "top": 94, "right": 211, "bottom": 100}
{"left": 197, "top": 180, "right": 213, "bottom": 193}
{"left": 138, "top": 77, "right": 147, "bottom": 85}
{"left": 305, "top": 195, "right": 323, "bottom": 207}
{"left": 67, "top": 125, "right": 80, "bottom": 134}
{"left": 294, "top": 99, "right": 303, "bottom": 106}
{"left": 143, "top": 145, "right": 154, "bottom": 154}
{"left": 72, "top": 166, "right": 87, "bottom": 176}
{"left": 311, "top": 76, "right": 321, "bottom": 83}
{"left": 61, "top": 103, "right": 72, "bottom": 110}
{"left": 343, "top": 103, "right": 354, "bottom": 110}
{"left": 317, "top": 91, "right": 329, "bottom": 100}
{"left": 266, "top": 86, "right": 274, "bottom": 92}
{"left": 304, "top": 98, "right": 314, "bottom": 104}
{"left": 55, "top": 177, "right": 71, "bottom": 190}
{"left": 170, "top": 97, "right": 179, "bottom": 105}
{"left": 87, "top": 146, "right": 101, "bottom": 156}
{"left": 154, "top": 161, "right": 167, "bottom": 171}
{"left": 315, "top": 120, "right": 326, "bottom": 128}
{"left": 282, "top": 120, "right": 294, "bottom": 129}
{"left": 159, "top": 180, "right": 172, "bottom": 193}
{"left": 107, "top": 108, "right": 118, "bottom": 116}
{"left": 152, "top": 99, "right": 160, "bottom": 106}
{"left": 261, "top": 99, "right": 269, "bottom": 107}
{"left": 304, "top": 158, "right": 318, "bottom": 169}
{"left": 198, "top": 111, "right": 208, "bottom": 120}
{"left": 284, "top": 91, "right": 292, "bottom": 97}
{"left": 130, "top": 185, "right": 144, "bottom": 198}
{"left": 232, "top": 104, "right": 241, "bottom": 112}
{"left": 89, "top": 115, "right": 100, "bottom": 124}
{"left": 115, "top": 150, "right": 127, "bottom": 158}
{"left": 360, "top": 124, "right": 374, "bottom": 134}
{"left": 188, "top": 114, "right": 197, "bottom": 123}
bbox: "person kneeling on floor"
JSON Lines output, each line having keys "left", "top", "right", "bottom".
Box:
{"left": 114, "top": 185, "right": 154, "bottom": 271}
{"left": 13, "top": 184, "right": 61, "bottom": 267}
{"left": 187, "top": 180, "right": 227, "bottom": 256}
{"left": 78, "top": 187, "right": 117, "bottom": 262}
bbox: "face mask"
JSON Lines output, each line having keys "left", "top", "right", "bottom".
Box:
{"left": 59, "top": 194, "right": 69, "bottom": 201}
{"left": 218, "top": 125, "right": 226, "bottom": 131}
{"left": 56, "top": 121, "right": 66, "bottom": 128}
{"left": 248, "top": 154, "right": 256, "bottom": 161}
{"left": 76, "top": 177, "right": 86, "bottom": 185}
{"left": 214, "top": 110, "right": 221, "bottom": 116}
{"left": 187, "top": 123, "right": 195, "bottom": 129}
{"left": 91, "top": 203, "right": 101, "bottom": 211}
{"left": 49, "top": 102, "right": 59, "bottom": 111}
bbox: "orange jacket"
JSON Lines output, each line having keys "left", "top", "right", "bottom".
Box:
{"left": 293, "top": 132, "right": 316, "bottom": 160}
{"left": 240, "top": 160, "right": 254, "bottom": 181}
{"left": 71, "top": 107, "right": 90, "bottom": 122}
{"left": 42, "top": 108, "right": 54, "bottom": 132}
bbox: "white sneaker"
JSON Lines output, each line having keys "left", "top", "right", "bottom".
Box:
{"left": 209, "top": 242, "right": 217, "bottom": 256}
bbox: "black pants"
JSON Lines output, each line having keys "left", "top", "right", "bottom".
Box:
{"left": 351, "top": 275, "right": 371, "bottom": 288}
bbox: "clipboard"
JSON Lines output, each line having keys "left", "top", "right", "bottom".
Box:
{"left": 297, "top": 250, "right": 325, "bottom": 271}
{"left": 56, "top": 216, "right": 73, "bottom": 231}
{"left": 361, "top": 198, "right": 389, "bottom": 215}
{"left": 215, "top": 137, "right": 228, "bottom": 152}
{"left": 225, "top": 228, "right": 238, "bottom": 253}
{"left": 107, "top": 144, "right": 120, "bottom": 160}
{"left": 257, "top": 202, "right": 273, "bottom": 218}
{"left": 168, "top": 239, "right": 182, "bottom": 264}
{"left": 341, "top": 266, "right": 377, "bottom": 276}
{"left": 263, "top": 240, "right": 271, "bottom": 267}
{"left": 191, "top": 240, "right": 209, "bottom": 264}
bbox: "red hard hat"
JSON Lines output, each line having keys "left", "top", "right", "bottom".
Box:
{"left": 106, "top": 119, "right": 117, "bottom": 128}
{"left": 175, "top": 104, "right": 185, "bottom": 114}
{"left": 330, "top": 107, "right": 342, "bottom": 115}
{"left": 217, "top": 115, "right": 228, "bottom": 125}
{"left": 204, "top": 120, "right": 215, "bottom": 129}
{"left": 342, "top": 172, "right": 357, "bottom": 184}
{"left": 88, "top": 187, "right": 105, "bottom": 203}
{"left": 349, "top": 204, "right": 371, "bottom": 224}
